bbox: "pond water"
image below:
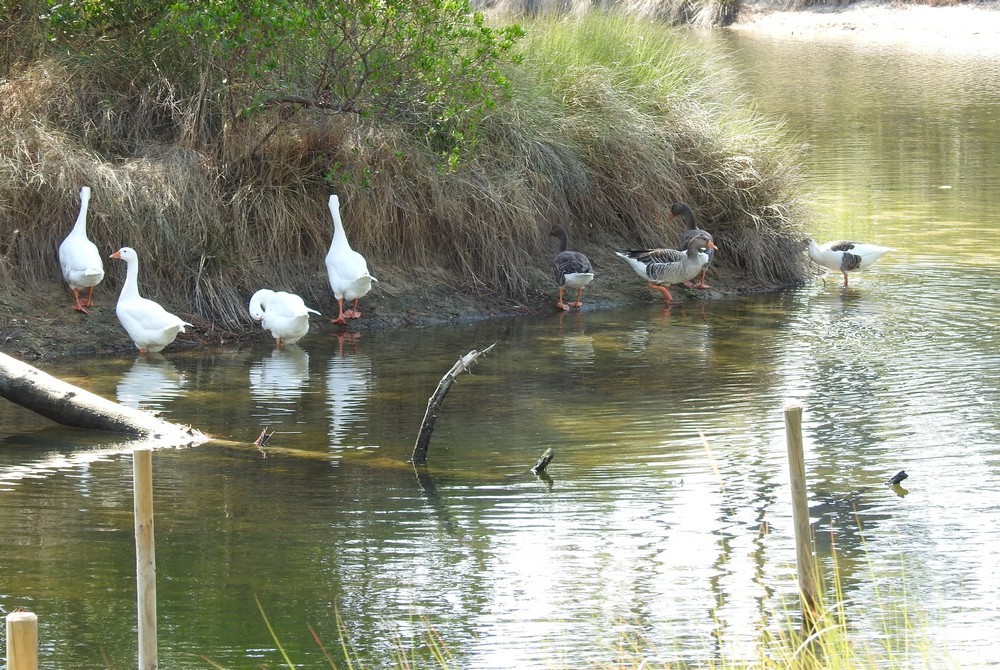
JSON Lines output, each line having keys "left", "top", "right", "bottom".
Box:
{"left": 2, "top": 28, "right": 1000, "bottom": 670}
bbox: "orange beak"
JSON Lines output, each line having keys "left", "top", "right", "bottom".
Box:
{"left": 109, "top": 250, "right": 122, "bottom": 259}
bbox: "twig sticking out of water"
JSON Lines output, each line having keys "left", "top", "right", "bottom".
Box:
{"left": 254, "top": 427, "right": 273, "bottom": 450}
{"left": 531, "top": 448, "right": 554, "bottom": 474}
{"left": 411, "top": 343, "right": 496, "bottom": 464}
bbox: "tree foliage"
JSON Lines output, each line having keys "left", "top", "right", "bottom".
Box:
{"left": 33, "top": 0, "right": 524, "bottom": 166}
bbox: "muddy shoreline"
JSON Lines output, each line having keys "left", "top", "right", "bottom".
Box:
{"left": 2, "top": 263, "right": 737, "bottom": 360}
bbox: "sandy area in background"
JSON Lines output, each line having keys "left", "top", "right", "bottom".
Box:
{"left": 732, "top": 0, "right": 1000, "bottom": 53}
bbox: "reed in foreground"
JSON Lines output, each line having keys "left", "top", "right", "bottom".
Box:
{"left": 212, "top": 557, "right": 956, "bottom": 670}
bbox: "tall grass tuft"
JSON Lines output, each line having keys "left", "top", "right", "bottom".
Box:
{"left": 1, "top": 12, "right": 809, "bottom": 333}
{"left": 498, "top": 14, "right": 810, "bottom": 285}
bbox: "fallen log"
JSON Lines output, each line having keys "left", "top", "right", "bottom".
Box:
{"left": 0, "top": 352, "right": 204, "bottom": 443}
{"left": 411, "top": 343, "right": 495, "bottom": 464}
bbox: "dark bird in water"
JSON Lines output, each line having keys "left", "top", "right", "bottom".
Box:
{"left": 549, "top": 224, "right": 594, "bottom": 311}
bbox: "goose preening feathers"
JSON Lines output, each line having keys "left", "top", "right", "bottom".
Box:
{"left": 249, "top": 289, "right": 320, "bottom": 347}
{"left": 58, "top": 186, "right": 104, "bottom": 313}
{"left": 549, "top": 224, "right": 594, "bottom": 311}
{"left": 807, "top": 240, "right": 894, "bottom": 287}
{"left": 110, "top": 247, "right": 191, "bottom": 354}
{"left": 616, "top": 233, "right": 718, "bottom": 304}
{"left": 670, "top": 202, "right": 714, "bottom": 289}
{"left": 325, "top": 194, "right": 377, "bottom": 325}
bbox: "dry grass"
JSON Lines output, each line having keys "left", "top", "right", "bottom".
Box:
{"left": 1, "top": 12, "right": 811, "bottom": 338}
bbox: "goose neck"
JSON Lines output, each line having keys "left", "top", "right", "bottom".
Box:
{"left": 119, "top": 256, "right": 141, "bottom": 300}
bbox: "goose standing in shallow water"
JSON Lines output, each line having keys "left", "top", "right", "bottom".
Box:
{"left": 58, "top": 186, "right": 105, "bottom": 313}
{"left": 325, "top": 194, "right": 377, "bottom": 325}
{"left": 249, "top": 289, "right": 320, "bottom": 348}
{"left": 616, "top": 233, "right": 718, "bottom": 305}
{"left": 110, "top": 247, "right": 191, "bottom": 354}
{"left": 808, "top": 240, "right": 894, "bottom": 287}
{"left": 549, "top": 224, "right": 594, "bottom": 311}
{"left": 670, "top": 202, "right": 714, "bottom": 289}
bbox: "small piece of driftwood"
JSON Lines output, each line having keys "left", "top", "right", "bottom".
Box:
{"left": 887, "top": 470, "right": 908, "bottom": 486}
{"left": 0, "top": 352, "right": 203, "bottom": 443}
{"left": 531, "top": 448, "right": 554, "bottom": 474}
{"left": 411, "top": 344, "right": 495, "bottom": 464}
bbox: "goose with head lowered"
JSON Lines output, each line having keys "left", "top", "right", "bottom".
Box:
{"left": 807, "top": 239, "right": 894, "bottom": 287}
{"left": 325, "top": 194, "right": 377, "bottom": 325}
{"left": 110, "top": 247, "right": 191, "bottom": 354}
{"left": 249, "top": 288, "right": 320, "bottom": 348}
{"left": 616, "top": 232, "right": 718, "bottom": 305}
{"left": 58, "top": 186, "right": 105, "bottom": 313}
{"left": 549, "top": 224, "right": 594, "bottom": 311}
{"left": 670, "top": 202, "right": 714, "bottom": 289}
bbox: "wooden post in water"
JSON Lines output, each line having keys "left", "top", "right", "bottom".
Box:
{"left": 133, "top": 448, "right": 158, "bottom": 670}
{"left": 5, "top": 610, "right": 38, "bottom": 670}
{"left": 784, "top": 401, "right": 819, "bottom": 632}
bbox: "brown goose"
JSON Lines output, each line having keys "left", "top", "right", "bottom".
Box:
{"left": 616, "top": 233, "right": 718, "bottom": 304}
{"left": 550, "top": 224, "right": 594, "bottom": 310}
{"left": 670, "top": 202, "right": 714, "bottom": 289}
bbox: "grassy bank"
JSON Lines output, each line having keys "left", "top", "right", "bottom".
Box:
{"left": 1, "top": 9, "right": 809, "bottom": 357}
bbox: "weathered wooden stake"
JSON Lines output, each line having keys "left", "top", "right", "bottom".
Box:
{"left": 5, "top": 610, "right": 38, "bottom": 670}
{"left": 411, "top": 344, "right": 495, "bottom": 464}
{"left": 784, "top": 401, "right": 819, "bottom": 632}
{"left": 133, "top": 448, "right": 157, "bottom": 670}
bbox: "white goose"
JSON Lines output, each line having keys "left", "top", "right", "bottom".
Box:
{"left": 110, "top": 247, "right": 191, "bottom": 354}
{"left": 248, "top": 288, "right": 320, "bottom": 347}
{"left": 58, "top": 186, "right": 105, "bottom": 313}
{"left": 616, "top": 233, "right": 718, "bottom": 304}
{"left": 808, "top": 239, "right": 894, "bottom": 287}
{"left": 325, "top": 194, "right": 377, "bottom": 324}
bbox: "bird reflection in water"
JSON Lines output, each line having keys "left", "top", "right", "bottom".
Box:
{"left": 249, "top": 344, "right": 313, "bottom": 425}
{"left": 115, "top": 353, "right": 188, "bottom": 412}
{"left": 326, "top": 336, "right": 373, "bottom": 453}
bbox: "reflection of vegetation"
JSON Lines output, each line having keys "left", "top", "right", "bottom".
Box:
{"left": 1, "top": 5, "right": 807, "bottom": 331}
